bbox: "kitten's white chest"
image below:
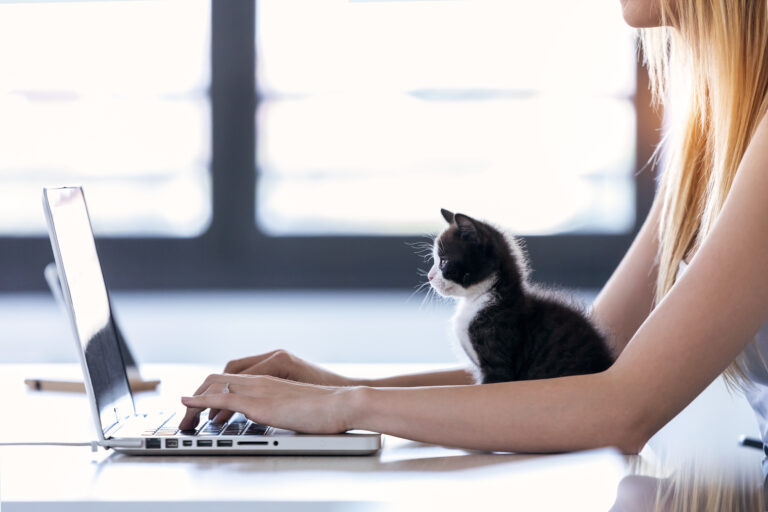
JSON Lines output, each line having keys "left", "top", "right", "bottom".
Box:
{"left": 451, "top": 292, "right": 493, "bottom": 366}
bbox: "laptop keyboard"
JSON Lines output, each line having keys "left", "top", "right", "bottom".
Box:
{"left": 140, "top": 413, "right": 270, "bottom": 437}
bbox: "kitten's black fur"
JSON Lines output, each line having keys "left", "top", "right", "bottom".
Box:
{"left": 433, "top": 209, "right": 614, "bottom": 384}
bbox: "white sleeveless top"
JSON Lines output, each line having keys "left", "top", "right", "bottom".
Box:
{"left": 677, "top": 261, "right": 768, "bottom": 462}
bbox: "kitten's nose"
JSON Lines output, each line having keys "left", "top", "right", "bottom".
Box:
{"left": 428, "top": 268, "right": 436, "bottom": 281}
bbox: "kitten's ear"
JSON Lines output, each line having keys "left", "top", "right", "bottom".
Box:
{"left": 454, "top": 213, "right": 479, "bottom": 239}
{"left": 440, "top": 209, "right": 454, "bottom": 224}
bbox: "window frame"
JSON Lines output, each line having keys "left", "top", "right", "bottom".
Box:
{"left": 0, "top": 0, "right": 659, "bottom": 292}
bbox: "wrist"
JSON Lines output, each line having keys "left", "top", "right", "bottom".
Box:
{"left": 344, "top": 376, "right": 374, "bottom": 387}
{"left": 337, "top": 385, "right": 375, "bottom": 431}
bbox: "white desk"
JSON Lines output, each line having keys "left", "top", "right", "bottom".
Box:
{"left": 0, "top": 364, "right": 629, "bottom": 511}
{"left": 1, "top": 362, "right": 765, "bottom": 511}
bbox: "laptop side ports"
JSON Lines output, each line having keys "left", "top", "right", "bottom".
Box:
{"left": 165, "top": 439, "right": 178, "bottom": 448}
{"left": 145, "top": 438, "right": 161, "bottom": 449}
{"left": 197, "top": 439, "right": 212, "bottom": 447}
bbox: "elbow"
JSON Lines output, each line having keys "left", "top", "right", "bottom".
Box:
{"left": 604, "top": 373, "right": 660, "bottom": 455}
{"left": 611, "top": 403, "right": 661, "bottom": 455}
{"left": 614, "top": 429, "right": 650, "bottom": 455}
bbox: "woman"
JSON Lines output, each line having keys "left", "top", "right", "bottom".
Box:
{"left": 179, "top": 0, "right": 768, "bottom": 459}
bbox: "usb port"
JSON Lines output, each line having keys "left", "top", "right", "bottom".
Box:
{"left": 165, "top": 439, "right": 178, "bottom": 448}
{"left": 217, "top": 440, "right": 233, "bottom": 447}
{"left": 145, "top": 438, "right": 161, "bottom": 449}
{"left": 182, "top": 440, "right": 192, "bottom": 447}
{"left": 197, "top": 439, "right": 212, "bottom": 447}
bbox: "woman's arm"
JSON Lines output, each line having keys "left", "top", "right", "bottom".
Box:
{"left": 182, "top": 116, "right": 768, "bottom": 453}
{"left": 590, "top": 183, "right": 664, "bottom": 357}
{"left": 356, "top": 368, "right": 476, "bottom": 387}
{"left": 189, "top": 354, "right": 473, "bottom": 425}
{"left": 199, "top": 353, "right": 474, "bottom": 426}
{"left": 220, "top": 351, "right": 474, "bottom": 387}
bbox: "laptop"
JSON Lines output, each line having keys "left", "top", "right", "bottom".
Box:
{"left": 42, "top": 186, "right": 382, "bottom": 455}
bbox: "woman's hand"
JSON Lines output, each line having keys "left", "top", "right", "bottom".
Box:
{"left": 221, "top": 350, "right": 357, "bottom": 387}
{"left": 182, "top": 349, "right": 359, "bottom": 425}
{"left": 178, "top": 373, "right": 358, "bottom": 434}
{"left": 188, "top": 351, "right": 472, "bottom": 426}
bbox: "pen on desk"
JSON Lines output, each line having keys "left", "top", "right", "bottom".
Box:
{"left": 24, "top": 379, "right": 86, "bottom": 392}
{"left": 24, "top": 378, "right": 160, "bottom": 393}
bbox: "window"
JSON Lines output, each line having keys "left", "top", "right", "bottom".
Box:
{"left": 0, "top": 0, "right": 211, "bottom": 236}
{"left": 256, "top": 0, "right": 637, "bottom": 236}
{"left": 0, "top": 1, "right": 656, "bottom": 291}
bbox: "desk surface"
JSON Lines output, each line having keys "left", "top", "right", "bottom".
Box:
{"left": 0, "top": 363, "right": 762, "bottom": 511}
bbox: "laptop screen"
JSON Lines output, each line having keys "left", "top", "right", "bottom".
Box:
{"left": 43, "top": 187, "right": 135, "bottom": 436}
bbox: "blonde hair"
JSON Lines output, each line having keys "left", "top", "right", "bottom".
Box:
{"left": 624, "top": 453, "right": 763, "bottom": 511}
{"left": 641, "top": 0, "right": 768, "bottom": 386}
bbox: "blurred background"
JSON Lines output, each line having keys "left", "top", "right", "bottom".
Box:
{"left": 0, "top": 0, "right": 660, "bottom": 366}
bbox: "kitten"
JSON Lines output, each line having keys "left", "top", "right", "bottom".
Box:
{"left": 428, "top": 209, "right": 614, "bottom": 384}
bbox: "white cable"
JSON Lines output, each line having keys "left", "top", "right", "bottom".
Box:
{"left": 0, "top": 441, "right": 101, "bottom": 452}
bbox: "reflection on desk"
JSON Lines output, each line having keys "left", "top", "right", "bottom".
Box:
{"left": 613, "top": 456, "right": 762, "bottom": 511}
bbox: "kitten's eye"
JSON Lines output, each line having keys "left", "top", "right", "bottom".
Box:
{"left": 439, "top": 258, "right": 447, "bottom": 269}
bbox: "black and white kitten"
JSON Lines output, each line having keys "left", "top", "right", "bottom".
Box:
{"left": 428, "top": 209, "right": 614, "bottom": 384}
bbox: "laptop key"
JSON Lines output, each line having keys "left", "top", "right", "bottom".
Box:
{"left": 198, "top": 422, "right": 226, "bottom": 436}
{"left": 243, "top": 422, "right": 269, "bottom": 435}
{"left": 228, "top": 413, "right": 249, "bottom": 423}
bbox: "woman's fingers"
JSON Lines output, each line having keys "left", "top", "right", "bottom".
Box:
{"left": 212, "top": 409, "right": 235, "bottom": 424}
{"left": 241, "top": 351, "right": 294, "bottom": 380}
{"left": 189, "top": 372, "right": 228, "bottom": 404}
{"left": 179, "top": 374, "right": 352, "bottom": 434}
{"left": 178, "top": 378, "right": 238, "bottom": 429}
{"left": 223, "top": 350, "right": 291, "bottom": 375}
{"left": 178, "top": 404, "right": 204, "bottom": 430}
{"left": 220, "top": 350, "right": 352, "bottom": 387}
{"left": 181, "top": 392, "right": 254, "bottom": 423}
{"left": 188, "top": 372, "right": 254, "bottom": 419}
{"left": 178, "top": 382, "right": 215, "bottom": 430}
{"left": 223, "top": 355, "right": 264, "bottom": 374}
{"left": 178, "top": 375, "right": 274, "bottom": 429}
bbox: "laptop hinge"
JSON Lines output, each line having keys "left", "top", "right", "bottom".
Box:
{"left": 103, "top": 415, "right": 132, "bottom": 438}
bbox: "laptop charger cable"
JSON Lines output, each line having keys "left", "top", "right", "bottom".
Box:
{"left": 0, "top": 441, "right": 102, "bottom": 452}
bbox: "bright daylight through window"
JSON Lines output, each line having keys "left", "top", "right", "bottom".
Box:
{"left": 0, "top": 0, "right": 211, "bottom": 237}
{"left": 256, "top": 0, "right": 637, "bottom": 236}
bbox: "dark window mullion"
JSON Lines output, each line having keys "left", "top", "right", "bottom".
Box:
{"left": 209, "top": 0, "right": 258, "bottom": 264}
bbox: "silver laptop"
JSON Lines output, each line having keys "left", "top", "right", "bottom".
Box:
{"left": 42, "top": 186, "right": 381, "bottom": 455}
